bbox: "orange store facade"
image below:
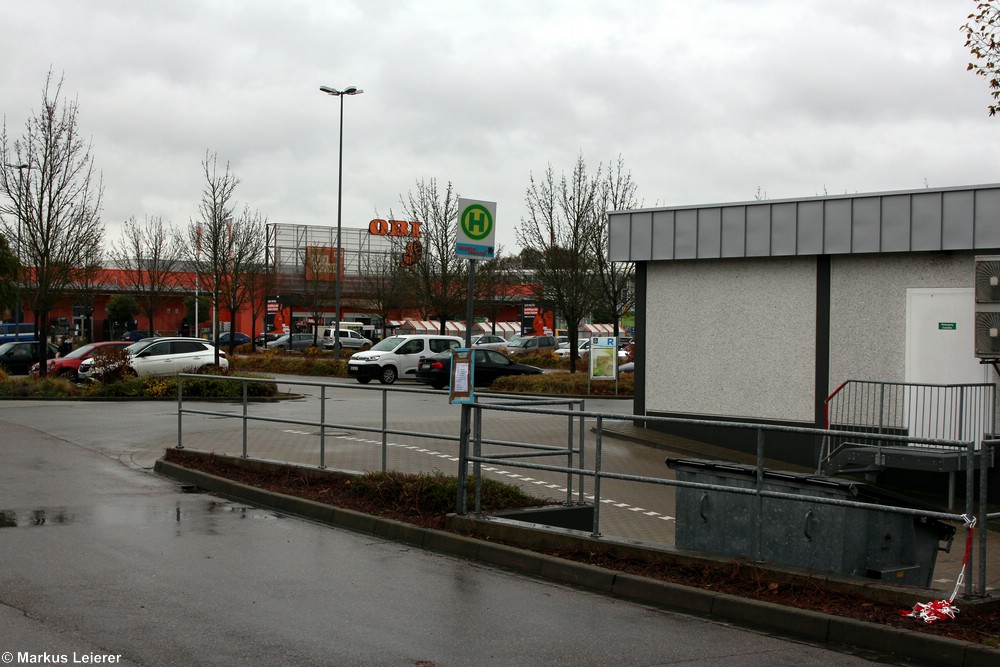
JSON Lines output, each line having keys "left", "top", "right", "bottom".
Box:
{"left": 8, "top": 221, "right": 529, "bottom": 343}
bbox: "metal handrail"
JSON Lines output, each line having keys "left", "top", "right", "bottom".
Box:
{"left": 175, "top": 374, "right": 993, "bottom": 598}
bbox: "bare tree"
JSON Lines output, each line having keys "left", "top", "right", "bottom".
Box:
{"left": 299, "top": 244, "right": 339, "bottom": 347}
{"left": 0, "top": 71, "right": 104, "bottom": 375}
{"left": 243, "top": 248, "right": 277, "bottom": 351}
{"left": 109, "top": 216, "right": 184, "bottom": 334}
{"left": 963, "top": 1, "right": 1000, "bottom": 116}
{"left": 187, "top": 152, "right": 239, "bottom": 365}
{"left": 517, "top": 154, "right": 601, "bottom": 372}
{"left": 356, "top": 222, "right": 410, "bottom": 340}
{"left": 591, "top": 155, "right": 638, "bottom": 338}
{"left": 400, "top": 179, "right": 466, "bottom": 334}
{"left": 68, "top": 241, "right": 105, "bottom": 342}
{"left": 216, "top": 206, "right": 268, "bottom": 354}
{"left": 0, "top": 236, "right": 19, "bottom": 317}
{"left": 473, "top": 248, "right": 522, "bottom": 333}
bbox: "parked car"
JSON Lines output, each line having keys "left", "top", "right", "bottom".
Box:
{"left": 415, "top": 348, "right": 542, "bottom": 390}
{"left": 78, "top": 337, "right": 228, "bottom": 380}
{"left": 503, "top": 334, "right": 558, "bottom": 357}
{"left": 320, "top": 327, "right": 372, "bottom": 351}
{"left": 347, "top": 334, "right": 463, "bottom": 385}
{"left": 122, "top": 329, "right": 159, "bottom": 342}
{"left": 555, "top": 338, "right": 629, "bottom": 360}
{"left": 255, "top": 331, "right": 283, "bottom": 347}
{"left": 265, "top": 333, "right": 318, "bottom": 351}
{"left": 215, "top": 331, "right": 252, "bottom": 349}
{"left": 30, "top": 341, "right": 131, "bottom": 381}
{"left": 555, "top": 339, "right": 591, "bottom": 358}
{"left": 470, "top": 334, "right": 507, "bottom": 350}
{"left": 0, "top": 340, "right": 59, "bottom": 375}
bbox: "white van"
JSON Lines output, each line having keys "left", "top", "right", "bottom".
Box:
{"left": 320, "top": 327, "right": 372, "bottom": 351}
{"left": 347, "top": 334, "right": 462, "bottom": 384}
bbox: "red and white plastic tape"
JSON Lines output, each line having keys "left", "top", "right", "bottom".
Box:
{"left": 898, "top": 515, "right": 976, "bottom": 624}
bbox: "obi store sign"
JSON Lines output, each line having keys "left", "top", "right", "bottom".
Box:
{"left": 304, "top": 246, "right": 342, "bottom": 281}
{"left": 368, "top": 219, "right": 422, "bottom": 238}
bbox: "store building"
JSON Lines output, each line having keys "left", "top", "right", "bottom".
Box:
{"left": 608, "top": 183, "right": 1000, "bottom": 496}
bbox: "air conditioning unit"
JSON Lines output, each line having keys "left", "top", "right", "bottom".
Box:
{"left": 974, "top": 256, "right": 1000, "bottom": 358}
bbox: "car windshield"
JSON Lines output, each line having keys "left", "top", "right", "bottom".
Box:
{"left": 505, "top": 337, "right": 528, "bottom": 348}
{"left": 126, "top": 340, "right": 156, "bottom": 354}
{"left": 370, "top": 336, "right": 405, "bottom": 351}
{"left": 62, "top": 344, "right": 97, "bottom": 360}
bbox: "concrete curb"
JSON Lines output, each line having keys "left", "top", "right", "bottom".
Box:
{"left": 154, "top": 459, "right": 999, "bottom": 666}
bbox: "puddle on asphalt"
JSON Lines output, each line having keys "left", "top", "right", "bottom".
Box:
{"left": 0, "top": 508, "right": 75, "bottom": 527}
{"left": 0, "top": 500, "right": 282, "bottom": 529}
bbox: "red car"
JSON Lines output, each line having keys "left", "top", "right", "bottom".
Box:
{"left": 30, "top": 341, "right": 131, "bottom": 381}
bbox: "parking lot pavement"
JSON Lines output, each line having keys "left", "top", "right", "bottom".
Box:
{"left": 0, "top": 406, "right": 892, "bottom": 666}
{"left": 135, "top": 389, "right": 1000, "bottom": 598}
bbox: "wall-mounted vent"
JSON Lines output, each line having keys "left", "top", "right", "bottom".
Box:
{"left": 975, "top": 258, "right": 1000, "bottom": 302}
{"left": 974, "top": 256, "right": 1000, "bottom": 358}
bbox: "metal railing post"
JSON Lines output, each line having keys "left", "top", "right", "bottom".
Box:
{"left": 175, "top": 375, "right": 184, "bottom": 449}
{"left": 592, "top": 415, "right": 603, "bottom": 537}
{"left": 474, "top": 404, "right": 483, "bottom": 513}
{"left": 966, "top": 435, "right": 975, "bottom": 598}
{"left": 578, "top": 400, "right": 586, "bottom": 504}
{"left": 565, "top": 404, "right": 574, "bottom": 504}
{"left": 978, "top": 440, "right": 993, "bottom": 597}
{"left": 241, "top": 379, "right": 249, "bottom": 459}
{"left": 319, "top": 385, "right": 327, "bottom": 469}
{"left": 755, "top": 427, "right": 765, "bottom": 563}
{"left": 381, "top": 389, "right": 389, "bottom": 472}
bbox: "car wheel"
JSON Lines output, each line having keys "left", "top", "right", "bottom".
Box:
{"left": 378, "top": 366, "right": 397, "bottom": 384}
{"left": 356, "top": 377, "right": 372, "bottom": 384}
{"left": 431, "top": 382, "right": 446, "bottom": 390}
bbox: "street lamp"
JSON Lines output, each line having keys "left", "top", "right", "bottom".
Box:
{"left": 4, "top": 163, "right": 29, "bottom": 340}
{"left": 319, "top": 85, "right": 363, "bottom": 354}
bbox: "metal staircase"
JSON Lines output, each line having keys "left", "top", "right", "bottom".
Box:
{"left": 819, "top": 380, "right": 997, "bottom": 507}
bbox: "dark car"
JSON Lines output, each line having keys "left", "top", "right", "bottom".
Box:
{"left": 255, "top": 331, "right": 283, "bottom": 347}
{"left": 415, "top": 348, "right": 542, "bottom": 390}
{"left": 30, "top": 340, "right": 131, "bottom": 381}
{"left": 215, "top": 331, "right": 252, "bottom": 349}
{"left": 0, "top": 340, "right": 59, "bottom": 375}
{"left": 122, "top": 329, "right": 159, "bottom": 342}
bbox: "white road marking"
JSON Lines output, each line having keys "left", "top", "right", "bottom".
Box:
{"left": 281, "top": 430, "right": 675, "bottom": 523}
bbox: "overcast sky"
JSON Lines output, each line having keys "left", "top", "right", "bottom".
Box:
{"left": 3, "top": 0, "right": 997, "bottom": 253}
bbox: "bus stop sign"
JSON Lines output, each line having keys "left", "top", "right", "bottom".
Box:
{"left": 456, "top": 199, "right": 496, "bottom": 260}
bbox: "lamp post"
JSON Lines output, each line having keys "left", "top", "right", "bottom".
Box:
{"left": 4, "top": 163, "right": 29, "bottom": 340}
{"left": 319, "top": 85, "right": 363, "bottom": 355}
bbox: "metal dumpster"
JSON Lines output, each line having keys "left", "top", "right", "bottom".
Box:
{"left": 666, "top": 458, "right": 956, "bottom": 587}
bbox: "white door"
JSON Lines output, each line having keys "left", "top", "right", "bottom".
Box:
{"left": 905, "top": 288, "right": 987, "bottom": 384}
{"left": 905, "top": 288, "right": 993, "bottom": 444}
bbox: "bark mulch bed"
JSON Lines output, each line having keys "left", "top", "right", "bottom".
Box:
{"left": 162, "top": 448, "right": 1000, "bottom": 648}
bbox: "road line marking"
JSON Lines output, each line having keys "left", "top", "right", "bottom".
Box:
{"left": 314, "top": 432, "right": 675, "bottom": 525}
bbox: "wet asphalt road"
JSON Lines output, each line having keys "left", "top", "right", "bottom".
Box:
{"left": 0, "top": 393, "right": 892, "bottom": 666}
